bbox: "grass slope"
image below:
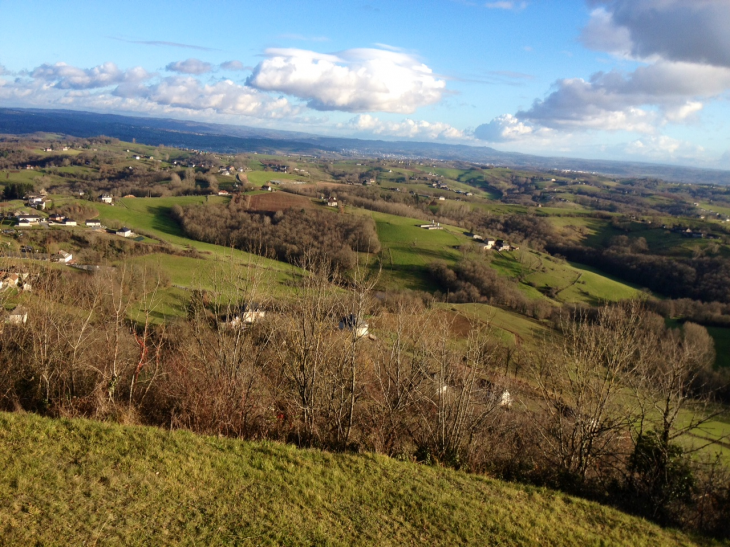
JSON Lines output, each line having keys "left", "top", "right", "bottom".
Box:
{"left": 0, "top": 412, "right": 700, "bottom": 546}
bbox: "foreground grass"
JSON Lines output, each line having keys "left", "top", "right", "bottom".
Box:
{"left": 0, "top": 412, "right": 704, "bottom": 546}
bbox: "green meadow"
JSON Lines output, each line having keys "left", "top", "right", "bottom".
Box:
{"left": 0, "top": 411, "right": 701, "bottom": 547}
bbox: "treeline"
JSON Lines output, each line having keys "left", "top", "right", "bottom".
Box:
{"left": 549, "top": 244, "right": 730, "bottom": 304}
{"left": 171, "top": 197, "right": 380, "bottom": 271}
{"left": 0, "top": 265, "right": 729, "bottom": 537}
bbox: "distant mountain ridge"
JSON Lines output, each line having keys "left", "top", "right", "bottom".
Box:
{"left": 1, "top": 107, "right": 729, "bottom": 185}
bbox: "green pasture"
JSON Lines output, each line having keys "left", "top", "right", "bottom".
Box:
{"left": 246, "top": 171, "right": 305, "bottom": 186}
{"left": 72, "top": 196, "right": 296, "bottom": 276}
{"left": 369, "top": 211, "right": 463, "bottom": 291}
{"left": 487, "top": 250, "right": 640, "bottom": 305}
{"left": 445, "top": 302, "right": 551, "bottom": 347}
{"left": 0, "top": 412, "right": 699, "bottom": 546}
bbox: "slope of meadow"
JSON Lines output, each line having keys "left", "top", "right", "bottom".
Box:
{"left": 0, "top": 412, "right": 703, "bottom": 547}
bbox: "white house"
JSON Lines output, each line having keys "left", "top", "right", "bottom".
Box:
{"left": 85, "top": 219, "right": 102, "bottom": 228}
{"left": 6, "top": 306, "right": 27, "bottom": 325}
{"left": 100, "top": 194, "right": 113, "bottom": 204}
{"left": 62, "top": 219, "right": 77, "bottom": 226}
{"left": 55, "top": 250, "right": 73, "bottom": 263}
{"left": 327, "top": 197, "right": 338, "bottom": 207}
{"left": 494, "top": 240, "right": 511, "bottom": 252}
{"left": 261, "top": 185, "right": 273, "bottom": 192}
{"left": 116, "top": 227, "right": 133, "bottom": 238}
{"left": 1, "top": 273, "right": 19, "bottom": 289}
{"left": 16, "top": 214, "right": 41, "bottom": 226}
{"left": 339, "top": 314, "right": 369, "bottom": 338}
{"left": 480, "top": 239, "right": 496, "bottom": 250}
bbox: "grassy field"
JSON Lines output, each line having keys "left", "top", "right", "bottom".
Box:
{"left": 247, "top": 171, "right": 304, "bottom": 186}
{"left": 84, "top": 196, "right": 287, "bottom": 269}
{"left": 444, "top": 302, "right": 551, "bottom": 347}
{"left": 0, "top": 411, "right": 702, "bottom": 546}
{"left": 489, "top": 250, "right": 640, "bottom": 305}
{"left": 369, "top": 211, "right": 463, "bottom": 291}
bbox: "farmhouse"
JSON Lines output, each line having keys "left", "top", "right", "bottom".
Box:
{"left": 100, "top": 194, "right": 113, "bottom": 204}
{"left": 48, "top": 213, "right": 65, "bottom": 223}
{"left": 61, "top": 219, "right": 77, "bottom": 226}
{"left": 5, "top": 306, "right": 28, "bottom": 325}
{"left": 480, "top": 239, "right": 496, "bottom": 250}
{"left": 261, "top": 185, "right": 273, "bottom": 192}
{"left": 327, "top": 197, "right": 338, "bottom": 207}
{"left": 217, "top": 190, "right": 230, "bottom": 196}
{"left": 419, "top": 221, "right": 443, "bottom": 230}
{"left": 16, "top": 214, "right": 41, "bottom": 226}
{"left": 339, "top": 314, "right": 369, "bottom": 338}
{"left": 494, "top": 240, "right": 511, "bottom": 251}
{"left": 25, "top": 194, "right": 45, "bottom": 206}
{"left": 116, "top": 227, "right": 134, "bottom": 238}
{"left": 85, "top": 219, "right": 102, "bottom": 228}
{"left": 223, "top": 304, "right": 267, "bottom": 329}
{"left": 56, "top": 250, "right": 73, "bottom": 263}
{"left": 0, "top": 273, "right": 19, "bottom": 289}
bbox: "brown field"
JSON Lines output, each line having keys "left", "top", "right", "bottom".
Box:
{"left": 248, "top": 191, "right": 316, "bottom": 213}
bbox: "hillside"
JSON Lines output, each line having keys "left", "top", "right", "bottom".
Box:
{"left": 0, "top": 412, "right": 702, "bottom": 546}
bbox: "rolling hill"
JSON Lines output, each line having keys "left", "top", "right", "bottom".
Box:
{"left": 0, "top": 411, "right": 701, "bottom": 546}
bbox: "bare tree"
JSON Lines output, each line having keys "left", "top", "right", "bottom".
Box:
{"left": 529, "top": 302, "right": 645, "bottom": 481}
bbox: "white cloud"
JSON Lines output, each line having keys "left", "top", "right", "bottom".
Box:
{"left": 246, "top": 47, "right": 446, "bottom": 113}
{"left": 514, "top": 61, "right": 730, "bottom": 132}
{"left": 116, "top": 77, "right": 298, "bottom": 118}
{"left": 582, "top": 1, "right": 730, "bottom": 67}
{"left": 220, "top": 60, "right": 247, "bottom": 71}
{"left": 482, "top": 0, "right": 730, "bottom": 151}
{"left": 166, "top": 58, "right": 213, "bottom": 75}
{"left": 474, "top": 114, "right": 541, "bottom": 142}
{"left": 1, "top": 64, "right": 298, "bottom": 121}
{"left": 30, "top": 62, "right": 152, "bottom": 89}
{"left": 348, "top": 114, "right": 467, "bottom": 140}
{"left": 622, "top": 135, "right": 706, "bottom": 161}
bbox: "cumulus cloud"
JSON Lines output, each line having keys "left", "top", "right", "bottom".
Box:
{"left": 112, "top": 76, "right": 298, "bottom": 117}
{"left": 474, "top": 114, "right": 541, "bottom": 142}
{"left": 581, "top": 1, "right": 730, "bottom": 67}
{"left": 479, "top": 0, "right": 730, "bottom": 148}
{"left": 220, "top": 60, "right": 247, "bottom": 71}
{"left": 247, "top": 47, "right": 446, "bottom": 113}
{"left": 515, "top": 61, "right": 730, "bottom": 132}
{"left": 165, "top": 58, "right": 213, "bottom": 75}
{"left": 1, "top": 62, "right": 298, "bottom": 121}
{"left": 348, "top": 114, "right": 467, "bottom": 140}
{"left": 30, "top": 62, "right": 152, "bottom": 89}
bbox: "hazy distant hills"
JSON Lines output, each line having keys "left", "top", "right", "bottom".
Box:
{"left": 1, "top": 107, "right": 729, "bottom": 185}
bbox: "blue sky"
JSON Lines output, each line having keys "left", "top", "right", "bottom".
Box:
{"left": 1, "top": 0, "right": 729, "bottom": 168}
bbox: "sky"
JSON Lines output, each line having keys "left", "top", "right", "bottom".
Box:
{"left": 1, "top": 0, "right": 730, "bottom": 168}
